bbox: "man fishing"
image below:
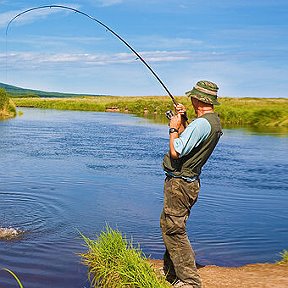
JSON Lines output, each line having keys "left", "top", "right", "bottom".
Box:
{"left": 7, "top": 7, "right": 222, "bottom": 287}
{"left": 160, "top": 80, "right": 222, "bottom": 288}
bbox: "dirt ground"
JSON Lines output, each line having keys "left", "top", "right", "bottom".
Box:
{"left": 151, "top": 260, "right": 288, "bottom": 288}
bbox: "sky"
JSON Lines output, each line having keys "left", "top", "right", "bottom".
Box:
{"left": 0, "top": 0, "right": 287, "bottom": 97}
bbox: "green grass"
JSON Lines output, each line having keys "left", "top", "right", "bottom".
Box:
{"left": 13, "top": 96, "right": 288, "bottom": 128}
{"left": 0, "top": 88, "right": 10, "bottom": 110}
{"left": 277, "top": 250, "right": 288, "bottom": 265}
{"left": 81, "top": 226, "right": 171, "bottom": 288}
{"left": 1, "top": 268, "right": 24, "bottom": 288}
{"left": 215, "top": 97, "right": 288, "bottom": 127}
{"left": 0, "top": 88, "right": 16, "bottom": 120}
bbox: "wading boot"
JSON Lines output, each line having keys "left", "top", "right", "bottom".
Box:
{"left": 173, "top": 279, "right": 196, "bottom": 288}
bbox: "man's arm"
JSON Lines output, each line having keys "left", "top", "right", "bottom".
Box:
{"left": 168, "top": 103, "right": 189, "bottom": 159}
{"left": 172, "top": 118, "right": 212, "bottom": 158}
{"left": 169, "top": 113, "right": 182, "bottom": 159}
{"left": 169, "top": 114, "right": 212, "bottom": 160}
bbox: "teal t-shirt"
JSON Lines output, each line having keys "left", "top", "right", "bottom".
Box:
{"left": 173, "top": 117, "right": 211, "bottom": 157}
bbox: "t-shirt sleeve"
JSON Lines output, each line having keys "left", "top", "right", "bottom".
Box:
{"left": 173, "top": 118, "right": 211, "bottom": 157}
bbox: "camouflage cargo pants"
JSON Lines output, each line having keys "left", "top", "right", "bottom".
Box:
{"left": 160, "top": 176, "right": 202, "bottom": 287}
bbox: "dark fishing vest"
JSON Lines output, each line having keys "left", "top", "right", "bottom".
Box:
{"left": 162, "top": 112, "right": 222, "bottom": 178}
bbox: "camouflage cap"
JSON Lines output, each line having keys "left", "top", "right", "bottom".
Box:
{"left": 185, "top": 80, "right": 220, "bottom": 105}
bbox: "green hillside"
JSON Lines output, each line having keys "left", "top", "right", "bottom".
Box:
{"left": 0, "top": 82, "right": 104, "bottom": 98}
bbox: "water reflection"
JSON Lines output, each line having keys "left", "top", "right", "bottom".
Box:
{"left": 223, "top": 124, "right": 288, "bottom": 137}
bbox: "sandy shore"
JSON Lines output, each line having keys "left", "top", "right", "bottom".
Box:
{"left": 150, "top": 260, "right": 288, "bottom": 288}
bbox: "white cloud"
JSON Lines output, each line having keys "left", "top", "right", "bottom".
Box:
{"left": 0, "top": 50, "right": 192, "bottom": 69}
{"left": 4, "top": 35, "right": 106, "bottom": 50}
{"left": 134, "top": 36, "right": 203, "bottom": 50}
{"left": 92, "top": 0, "right": 124, "bottom": 7}
{"left": 0, "top": 4, "right": 80, "bottom": 29}
{"left": 4, "top": 33, "right": 205, "bottom": 52}
{"left": 2, "top": 50, "right": 287, "bottom": 97}
{"left": 0, "top": 10, "right": 23, "bottom": 29}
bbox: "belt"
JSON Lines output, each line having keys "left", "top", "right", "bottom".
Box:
{"left": 165, "top": 171, "right": 199, "bottom": 183}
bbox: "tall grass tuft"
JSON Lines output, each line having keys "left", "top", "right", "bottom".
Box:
{"left": 1, "top": 268, "right": 24, "bottom": 288}
{"left": 277, "top": 249, "right": 288, "bottom": 265}
{"left": 81, "top": 226, "right": 171, "bottom": 288}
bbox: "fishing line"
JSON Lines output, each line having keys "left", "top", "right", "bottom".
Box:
{"left": 6, "top": 4, "right": 177, "bottom": 105}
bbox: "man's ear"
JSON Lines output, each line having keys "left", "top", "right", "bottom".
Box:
{"left": 191, "top": 98, "right": 198, "bottom": 107}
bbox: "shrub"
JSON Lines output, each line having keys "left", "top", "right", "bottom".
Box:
{"left": 0, "top": 88, "right": 9, "bottom": 110}
{"left": 0, "top": 88, "right": 16, "bottom": 119}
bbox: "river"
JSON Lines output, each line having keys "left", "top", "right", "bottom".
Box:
{"left": 0, "top": 108, "right": 287, "bottom": 287}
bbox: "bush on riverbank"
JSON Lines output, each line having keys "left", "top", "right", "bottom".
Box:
{"left": 14, "top": 96, "right": 288, "bottom": 128}
{"left": 81, "top": 226, "right": 170, "bottom": 288}
{"left": 0, "top": 88, "right": 16, "bottom": 120}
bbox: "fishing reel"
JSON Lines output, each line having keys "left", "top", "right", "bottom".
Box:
{"left": 165, "top": 110, "right": 174, "bottom": 120}
{"left": 165, "top": 110, "right": 189, "bottom": 126}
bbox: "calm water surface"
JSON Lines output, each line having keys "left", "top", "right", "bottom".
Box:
{"left": 0, "top": 108, "right": 287, "bottom": 287}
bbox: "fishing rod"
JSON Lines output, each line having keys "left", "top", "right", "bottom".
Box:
{"left": 6, "top": 4, "right": 178, "bottom": 106}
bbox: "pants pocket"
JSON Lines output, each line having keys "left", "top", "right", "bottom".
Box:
{"left": 160, "top": 212, "right": 187, "bottom": 235}
{"left": 163, "top": 178, "right": 199, "bottom": 216}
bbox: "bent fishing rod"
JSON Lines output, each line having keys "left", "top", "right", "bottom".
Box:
{"left": 6, "top": 4, "right": 178, "bottom": 106}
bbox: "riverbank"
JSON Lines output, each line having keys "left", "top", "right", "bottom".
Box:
{"left": 81, "top": 227, "right": 288, "bottom": 288}
{"left": 151, "top": 260, "right": 288, "bottom": 288}
{"left": 13, "top": 96, "right": 288, "bottom": 128}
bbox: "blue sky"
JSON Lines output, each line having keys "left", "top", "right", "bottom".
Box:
{"left": 0, "top": 0, "right": 287, "bottom": 97}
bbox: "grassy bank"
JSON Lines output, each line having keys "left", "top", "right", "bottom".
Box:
{"left": 0, "top": 89, "right": 16, "bottom": 120}
{"left": 81, "top": 226, "right": 170, "bottom": 288}
{"left": 81, "top": 227, "right": 288, "bottom": 288}
{"left": 14, "top": 96, "right": 288, "bottom": 128}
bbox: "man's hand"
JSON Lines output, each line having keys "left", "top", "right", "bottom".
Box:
{"left": 171, "top": 103, "right": 188, "bottom": 133}
{"left": 169, "top": 114, "right": 182, "bottom": 130}
{"left": 170, "top": 103, "right": 187, "bottom": 129}
{"left": 174, "top": 103, "right": 187, "bottom": 115}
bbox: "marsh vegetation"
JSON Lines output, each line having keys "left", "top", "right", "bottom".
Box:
{"left": 13, "top": 96, "right": 288, "bottom": 128}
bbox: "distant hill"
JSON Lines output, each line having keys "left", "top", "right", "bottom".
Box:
{"left": 0, "top": 82, "right": 103, "bottom": 98}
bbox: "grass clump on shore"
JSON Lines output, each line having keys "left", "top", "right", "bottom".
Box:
{"left": 81, "top": 226, "right": 170, "bottom": 288}
{"left": 277, "top": 250, "right": 288, "bottom": 265}
{"left": 0, "top": 88, "right": 16, "bottom": 120}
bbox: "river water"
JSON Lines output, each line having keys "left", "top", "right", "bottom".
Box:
{"left": 0, "top": 108, "right": 287, "bottom": 287}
